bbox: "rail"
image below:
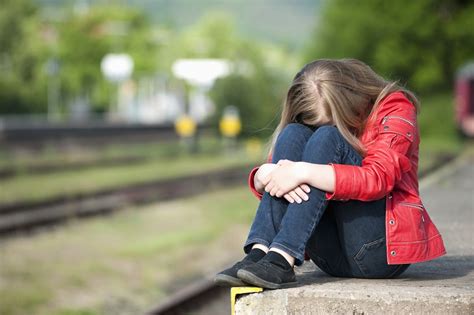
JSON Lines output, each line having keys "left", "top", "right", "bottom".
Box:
{"left": 0, "top": 165, "right": 251, "bottom": 236}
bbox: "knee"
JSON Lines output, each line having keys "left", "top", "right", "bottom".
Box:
{"left": 305, "top": 125, "right": 342, "bottom": 149}
{"left": 313, "top": 125, "right": 340, "bottom": 139}
{"left": 276, "top": 123, "right": 314, "bottom": 144}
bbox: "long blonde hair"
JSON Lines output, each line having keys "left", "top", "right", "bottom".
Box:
{"left": 271, "top": 59, "right": 419, "bottom": 156}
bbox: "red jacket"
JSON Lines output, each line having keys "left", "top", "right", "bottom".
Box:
{"left": 248, "top": 91, "right": 446, "bottom": 264}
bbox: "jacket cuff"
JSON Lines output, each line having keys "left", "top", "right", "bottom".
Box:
{"left": 327, "top": 163, "right": 355, "bottom": 200}
{"left": 248, "top": 166, "right": 263, "bottom": 200}
{"left": 325, "top": 164, "right": 337, "bottom": 200}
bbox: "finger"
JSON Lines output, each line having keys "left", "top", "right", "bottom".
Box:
{"left": 294, "top": 187, "right": 309, "bottom": 201}
{"left": 289, "top": 190, "right": 302, "bottom": 203}
{"left": 264, "top": 182, "right": 274, "bottom": 193}
{"left": 284, "top": 193, "right": 294, "bottom": 203}
{"left": 300, "top": 184, "right": 311, "bottom": 193}
{"left": 261, "top": 175, "right": 271, "bottom": 186}
{"left": 270, "top": 186, "right": 279, "bottom": 197}
{"left": 277, "top": 190, "right": 285, "bottom": 198}
{"left": 277, "top": 159, "right": 289, "bottom": 165}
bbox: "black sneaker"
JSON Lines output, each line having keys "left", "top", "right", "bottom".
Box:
{"left": 214, "top": 259, "right": 256, "bottom": 287}
{"left": 214, "top": 248, "right": 266, "bottom": 287}
{"left": 237, "top": 252, "right": 297, "bottom": 289}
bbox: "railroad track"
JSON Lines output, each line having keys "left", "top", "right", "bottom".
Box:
{"left": 0, "top": 153, "right": 454, "bottom": 236}
{"left": 0, "top": 165, "right": 252, "bottom": 235}
{"left": 0, "top": 121, "right": 210, "bottom": 150}
{"left": 145, "top": 277, "right": 229, "bottom": 315}
{"left": 0, "top": 155, "right": 147, "bottom": 180}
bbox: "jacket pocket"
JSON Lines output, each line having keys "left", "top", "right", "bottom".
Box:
{"left": 380, "top": 115, "right": 416, "bottom": 143}
{"left": 397, "top": 202, "right": 427, "bottom": 241}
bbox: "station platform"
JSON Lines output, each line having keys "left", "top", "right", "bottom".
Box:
{"left": 234, "top": 150, "right": 474, "bottom": 314}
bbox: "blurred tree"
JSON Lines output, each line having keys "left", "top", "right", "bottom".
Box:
{"left": 0, "top": 0, "right": 48, "bottom": 114}
{"left": 0, "top": 1, "right": 161, "bottom": 115}
{"left": 167, "top": 11, "right": 292, "bottom": 138}
{"left": 210, "top": 41, "right": 290, "bottom": 138}
{"left": 305, "top": 0, "right": 474, "bottom": 93}
{"left": 57, "top": 5, "right": 160, "bottom": 113}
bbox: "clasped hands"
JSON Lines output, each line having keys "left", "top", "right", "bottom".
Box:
{"left": 255, "top": 160, "right": 310, "bottom": 204}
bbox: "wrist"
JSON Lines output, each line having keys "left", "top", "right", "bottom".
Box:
{"left": 296, "top": 162, "right": 309, "bottom": 183}
{"left": 254, "top": 165, "right": 268, "bottom": 192}
{"left": 254, "top": 178, "right": 264, "bottom": 192}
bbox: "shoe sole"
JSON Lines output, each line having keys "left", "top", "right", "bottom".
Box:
{"left": 214, "top": 273, "right": 246, "bottom": 287}
{"left": 237, "top": 269, "right": 297, "bottom": 290}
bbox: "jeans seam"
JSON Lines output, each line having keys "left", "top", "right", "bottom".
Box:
{"left": 352, "top": 237, "right": 385, "bottom": 278}
{"left": 336, "top": 132, "right": 346, "bottom": 165}
{"left": 299, "top": 198, "right": 326, "bottom": 254}
{"left": 353, "top": 237, "right": 385, "bottom": 261}
{"left": 335, "top": 128, "right": 361, "bottom": 165}
{"left": 272, "top": 197, "right": 327, "bottom": 265}
{"left": 387, "top": 265, "right": 404, "bottom": 279}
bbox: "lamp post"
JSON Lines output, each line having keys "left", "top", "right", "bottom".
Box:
{"left": 100, "top": 53, "right": 134, "bottom": 119}
{"left": 171, "top": 59, "right": 232, "bottom": 152}
{"left": 46, "top": 58, "right": 61, "bottom": 122}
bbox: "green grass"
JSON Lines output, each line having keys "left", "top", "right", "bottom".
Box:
{"left": 0, "top": 149, "right": 260, "bottom": 205}
{"left": 418, "top": 93, "right": 463, "bottom": 153}
{"left": 417, "top": 92, "right": 464, "bottom": 172}
{"left": 0, "top": 185, "right": 259, "bottom": 315}
{"left": 0, "top": 136, "right": 222, "bottom": 169}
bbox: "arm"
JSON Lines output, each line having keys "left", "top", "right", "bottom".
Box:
{"left": 250, "top": 162, "right": 312, "bottom": 203}
{"left": 300, "top": 163, "right": 335, "bottom": 192}
{"left": 263, "top": 93, "right": 417, "bottom": 201}
{"left": 261, "top": 160, "right": 334, "bottom": 197}
{"left": 327, "top": 95, "right": 417, "bottom": 201}
{"left": 248, "top": 164, "right": 275, "bottom": 199}
{"left": 254, "top": 163, "right": 278, "bottom": 193}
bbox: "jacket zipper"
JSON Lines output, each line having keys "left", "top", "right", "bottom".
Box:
{"left": 382, "top": 116, "right": 416, "bottom": 127}
{"left": 400, "top": 201, "right": 425, "bottom": 222}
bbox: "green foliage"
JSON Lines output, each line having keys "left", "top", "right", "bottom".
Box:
{"left": 418, "top": 92, "right": 462, "bottom": 153}
{"left": 183, "top": 12, "right": 291, "bottom": 138}
{"left": 0, "top": 4, "right": 294, "bottom": 121}
{"left": 57, "top": 5, "right": 160, "bottom": 112}
{"left": 305, "top": 0, "right": 474, "bottom": 93}
{"left": 0, "top": 0, "right": 48, "bottom": 113}
{"left": 210, "top": 71, "right": 282, "bottom": 138}
{"left": 0, "top": 0, "right": 160, "bottom": 114}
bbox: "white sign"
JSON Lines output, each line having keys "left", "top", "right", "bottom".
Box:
{"left": 172, "top": 59, "right": 231, "bottom": 87}
{"left": 101, "top": 53, "right": 134, "bottom": 82}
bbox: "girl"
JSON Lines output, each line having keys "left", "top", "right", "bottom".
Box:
{"left": 215, "top": 59, "right": 446, "bottom": 289}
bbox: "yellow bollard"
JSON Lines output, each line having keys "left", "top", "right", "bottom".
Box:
{"left": 230, "top": 286, "right": 263, "bottom": 315}
{"left": 219, "top": 115, "right": 242, "bottom": 138}
{"left": 175, "top": 115, "right": 197, "bottom": 138}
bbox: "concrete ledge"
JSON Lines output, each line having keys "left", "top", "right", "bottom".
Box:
{"left": 235, "top": 262, "right": 473, "bottom": 314}
{"left": 235, "top": 151, "right": 474, "bottom": 314}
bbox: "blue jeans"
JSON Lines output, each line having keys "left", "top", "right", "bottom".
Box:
{"left": 244, "top": 123, "right": 409, "bottom": 278}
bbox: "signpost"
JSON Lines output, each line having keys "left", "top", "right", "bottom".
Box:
{"left": 100, "top": 53, "right": 134, "bottom": 117}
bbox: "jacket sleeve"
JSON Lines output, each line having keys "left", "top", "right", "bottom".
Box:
{"left": 248, "top": 154, "right": 273, "bottom": 200}
{"left": 326, "top": 98, "right": 417, "bottom": 201}
{"left": 248, "top": 166, "right": 263, "bottom": 200}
